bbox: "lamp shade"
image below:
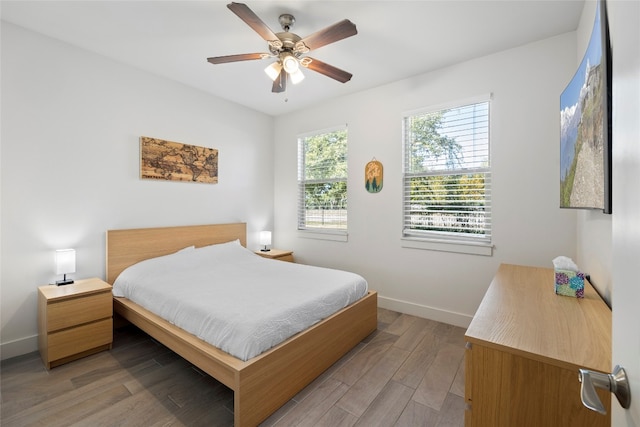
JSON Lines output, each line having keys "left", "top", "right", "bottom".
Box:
{"left": 264, "top": 62, "right": 282, "bottom": 81}
{"left": 282, "top": 55, "right": 299, "bottom": 73}
{"left": 56, "top": 249, "right": 76, "bottom": 275}
{"left": 289, "top": 68, "right": 305, "bottom": 85}
{"left": 259, "top": 231, "right": 272, "bottom": 246}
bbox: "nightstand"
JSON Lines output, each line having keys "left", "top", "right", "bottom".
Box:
{"left": 255, "top": 249, "right": 294, "bottom": 262}
{"left": 38, "top": 277, "right": 113, "bottom": 369}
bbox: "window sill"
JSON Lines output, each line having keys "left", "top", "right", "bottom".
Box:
{"left": 401, "top": 237, "right": 493, "bottom": 256}
{"left": 298, "top": 229, "right": 348, "bottom": 242}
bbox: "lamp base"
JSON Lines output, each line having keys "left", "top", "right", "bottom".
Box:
{"left": 260, "top": 248, "right": 271, "bottom": 252}
{"left": 56, "top": 279, "right": 74, "bottom": 286}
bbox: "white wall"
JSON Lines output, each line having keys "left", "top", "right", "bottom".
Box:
{"left": 0, "top": 23, "right": 274, "bottom": 359}
{"left": 574, "top": 0, "right": 613, "bottom": 304}
{"left": 273, "top": 33, "right": 579, "bottom": 327}
{"left": 2, "top": 11, "right": 603, "bottom": 360}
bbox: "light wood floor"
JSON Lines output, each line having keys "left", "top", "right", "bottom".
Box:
{"left": 1, "top": 308, "right": 466, "bottom": 427}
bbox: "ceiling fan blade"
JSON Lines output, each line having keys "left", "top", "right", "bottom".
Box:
{"left": 272, "top": 69, "right": 287, "bottom": 93}
{"left": 207, "top": 53, "right": 266, "bottom": 64}
{"left": 303, "top": 58, "right": 353, "bottom": 83}
{"left": 298, "top": 19, "right": 357, "bottom": 51}
{"left": 227, "top": 2, "right": 279, "bottom": 42}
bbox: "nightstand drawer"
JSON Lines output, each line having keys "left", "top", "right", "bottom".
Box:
{"left": 48, "top": 318, "right": 113, "bottom": 361}
{"left": 46, "top": 291, "right": 112, "bottom": 332}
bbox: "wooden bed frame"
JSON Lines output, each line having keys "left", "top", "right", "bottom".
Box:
{"left": 105, "top": 223, "right": 378, "bottom": 426}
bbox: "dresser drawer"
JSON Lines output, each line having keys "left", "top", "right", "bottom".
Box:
{"left": 46, "top": 291, "right": 112, "bottom": 332}
{"left": 48, "top": 318, "right": 113, "bottom": 361}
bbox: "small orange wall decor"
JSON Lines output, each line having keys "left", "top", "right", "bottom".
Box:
{"left": 365, "top": 159, "right": 383, "bottom": 193}
{"left": 140, "top": 136, "right": 218, "bottom": 184}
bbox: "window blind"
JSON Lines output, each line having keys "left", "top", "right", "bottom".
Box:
{"left": 403, "top": 101, "right": 491, "bottom": 242}
{"left": 297, "top": 127, "right": 348, "bottom": 231}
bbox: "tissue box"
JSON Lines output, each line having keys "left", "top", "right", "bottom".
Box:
{"left": 555, "top": 269, "right": 585, "bottom": 298}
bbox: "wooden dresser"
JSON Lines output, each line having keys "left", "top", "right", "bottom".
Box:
{"left": 464, "top": 264, "right": 611, "bottom": 427}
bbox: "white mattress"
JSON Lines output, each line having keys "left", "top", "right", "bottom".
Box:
{"left": 112, "top": 240, "right": 368, "bottom": 361}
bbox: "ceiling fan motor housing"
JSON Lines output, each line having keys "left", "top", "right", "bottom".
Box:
{"left": 271, "top": 31, "right": 301, "bottom": 54}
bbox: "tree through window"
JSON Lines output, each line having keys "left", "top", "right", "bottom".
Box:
{"left": 298, "top": 127, "right": 348, "bottom": 232}
{"left": 402, "top": 100, "right": 491, "bottom": 244}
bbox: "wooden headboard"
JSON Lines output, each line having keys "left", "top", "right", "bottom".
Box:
{"left": 106, "top": 223, "right": 247, "bottom": 284}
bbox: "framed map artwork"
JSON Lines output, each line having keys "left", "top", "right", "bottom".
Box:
{"left": 140, "top": 136, "right": 218, "bottom": 184}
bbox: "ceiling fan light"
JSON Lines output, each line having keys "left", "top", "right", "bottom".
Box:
{"left": 282, "top": 55, "right": 299, "bottom": 74}
{"left": 290, "top": 68, "right": 305, "bottom": 85}
{"left": 264, "top": 62, "right": 282, "bottom": 81}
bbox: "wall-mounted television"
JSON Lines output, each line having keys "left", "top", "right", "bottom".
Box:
{"left": 560, "top": 0, "right": 612, "bottom": 214}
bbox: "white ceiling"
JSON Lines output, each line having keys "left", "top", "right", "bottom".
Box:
{"left": 1, "top": 0, "right": 585, "bottom": 116}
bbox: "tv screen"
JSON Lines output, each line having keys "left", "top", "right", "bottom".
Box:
{"left": 560, "top": 0, "right": 611, "bottom": 213}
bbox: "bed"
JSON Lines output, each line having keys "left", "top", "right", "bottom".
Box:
{"left": 106, "top": 223, "right": 378, "bottom": 426}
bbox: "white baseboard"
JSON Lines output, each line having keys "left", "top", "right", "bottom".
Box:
{"left": 377, "top": 295, "right": 473, "bottom": 329}
{"left": 1, "top": 334, "right": 38, "bottom": 361}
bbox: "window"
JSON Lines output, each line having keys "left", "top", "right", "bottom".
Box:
{"left": 402, "top": 99, "right": 491, "bottom": 249}
{"left": 298, "top": 127, "right": 348, "bottom": 233}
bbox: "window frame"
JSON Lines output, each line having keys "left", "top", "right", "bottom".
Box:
{"left": 401, "top": 95, "right": 493, "bottom": 256}
{"left": 297, "top": 125, "right": 349, "bottom": 239}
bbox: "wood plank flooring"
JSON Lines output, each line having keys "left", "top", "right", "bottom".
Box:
{"left": 1, "top": 308, "right": 466, "bottom": 426}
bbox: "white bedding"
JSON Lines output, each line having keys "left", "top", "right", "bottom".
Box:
{"left": 112, "top": 240, "right": 368, "bottom": 361}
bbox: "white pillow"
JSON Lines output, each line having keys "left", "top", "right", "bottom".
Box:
{"left": 194, "top": 239, "right": 241, "bottom": 252}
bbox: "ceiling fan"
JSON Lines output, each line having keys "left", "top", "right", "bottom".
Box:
{"left": 207, "top": 2, "right": 357, "bottom": 93}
